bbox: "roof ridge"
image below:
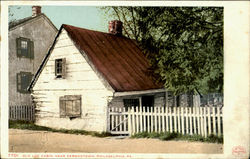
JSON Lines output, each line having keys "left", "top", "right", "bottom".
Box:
{"left": 62, "top": 24, "right": 130, "bottom": 39}
{"left": 9, "top": 13, "right": 58, "bottom": 32}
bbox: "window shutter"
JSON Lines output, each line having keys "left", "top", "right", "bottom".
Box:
{"left": 72, "top": 96, "right": 81, "bottom": 117}
{"left": 27, "top": 74, "right": 33, "bottom": 92}
{"left": 16, "top": 73, "right": 21, "bottom": 92}
{"left": 54, "top": 60, "right": 57, "bottom": 76}
{"left": 21, "top": 73, "right": 28, "bottom": 93}
{"left": 29, "top": 40, "right": 34, "bottom": 59}
{"left": 59, "top": 97, "right": 66, "bottom": 117}
{"left": 16, "top": 38, "right": 22, "bottom": 57}
{"left": 62, "top": 58, "right": 66, "bottom": 79}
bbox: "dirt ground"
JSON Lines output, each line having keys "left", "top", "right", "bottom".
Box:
{"left": 9, "top": 129, "right": 223, "bottom": 153}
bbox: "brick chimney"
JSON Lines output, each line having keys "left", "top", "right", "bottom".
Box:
{"left": 108, "top": 20, "right": 123, "bottom": 36}
{"left": 32, "top": 6, "right": 41, "bottom": 17}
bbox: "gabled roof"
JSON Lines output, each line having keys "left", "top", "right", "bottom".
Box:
{"left": 29, "top": 24, "right": 163, "bottom": 92}
{"left": 9, "top": 13, "right": 57, "bottom": 32}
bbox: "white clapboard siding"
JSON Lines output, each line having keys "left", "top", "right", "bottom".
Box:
{"left": 9, "top": 105, "right": 35, "bottom": 121}
{"left": 109, "top": 106, "right": 223, "bottom": 137}
{"left": 32, "top": 28, "right": 113, "bottom": 132}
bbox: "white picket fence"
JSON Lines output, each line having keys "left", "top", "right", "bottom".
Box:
{"left": 109, "top": 106, "right": 223, "bottom": 137}
{"left": 9, "top": 105, "right": 35, "bottom": 121}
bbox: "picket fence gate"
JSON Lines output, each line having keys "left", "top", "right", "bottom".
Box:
{"left": 9, "top": 105, "right": 35, "bottom": 121}
{"left": 109, "top": 106, "right": 223, "bottom": 137}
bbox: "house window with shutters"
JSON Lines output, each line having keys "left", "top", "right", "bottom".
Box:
{"left": 55, "top": 58, "right": 66, "bottom": 78}
{"left": 16, "top": 72, "right": 33, "bottom": 93}
{"left": 59, "top": 95, "right": 81, "bottom": 118}
{"left": 16, "top": 37, "right": 34, "bottom": 58}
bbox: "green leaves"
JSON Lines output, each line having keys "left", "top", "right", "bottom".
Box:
{"left": 102, "top": 7, "right": 223, "bottom": 95}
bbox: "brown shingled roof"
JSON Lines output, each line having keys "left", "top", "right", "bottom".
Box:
{"left": 29, "top": 24, "right": 163, "bottom": 92}
{"left": 63, "top": 24, "right": 163, "bottom": 92}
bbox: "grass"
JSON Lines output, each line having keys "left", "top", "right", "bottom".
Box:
{"left": 131, "top": 132, "right": 223, "bottom": 143}
{"left": 9, "top": 120, "right": 112, "bottom": 138}
{"left": 10, "top": 120, "right": 223, "bottom": 143}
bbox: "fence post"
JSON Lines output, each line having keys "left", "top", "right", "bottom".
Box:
{"left": 123, "top": 107, "right": 127, "bottom": 132}
{"left": 107, "top": 107, "right": 110, "bottom": 132}
{"left": 166, "top": 106, "right": 169, "bottom": 132}
{"left": 154, "top": 107, "right": 158, "bottom": 132}
{"left": 135, "top": 106, "right": 139, "bottom": 133}
{"left": 143, "top": 107, "right": 146, "bottom": 132}
{"left": 217, "top": 107, "right": 221, "bottom": 136}
{"left": 127, "top": 107, "right": 132, "bottom": 136}
{"left": 204, "top": 106, "right": 207, "bottom": 138}
{"left": 193, "top": 106, "right": 197, "bottom": 134}
{"left": 147, "top": 107, "right": 150, "bottom": 132}
{"left": 189, "top": 107, "right": 193, "bottom": 135}
{"left": 185, "top": 107, "right": 189, "bottom": 134}
{"left": 140, "top": 106, "right": 143, "bottom": 132}
{"left": 150, "top": 107, "right": 153, "bottom": 132}
{"left": 197, "top": 107, "right": 201, "bottom": 135}
{"left": 131, "top": 107, "right": 135, "bottom": 135}
{"left": 201, "top": 107, "right": 204, "bottom": 137}
{"left": 213, "top": 107, "right": 216, "bottom": 135}
{"left": 162, "top": 107, "right": 165, "bottom": 132}
{"left": 208, "top": 106, "right": 211, "bottom": 136}
{"left": 169, "top": 107, "right": 173, "bottom": 133}
{"left": 158, "top": 107, "right": 162, "bottom": 132}
{"left": 181, "top": 107, "right": 184, "bottom": 134}
{"left": 110, "top": 107, "right": 114, "bottom": 131}
{"left": 174, "top": 107, "right": 177, "bottom": 132}
{"left": 119, "top": 107, "right": 122, "bottom": 132}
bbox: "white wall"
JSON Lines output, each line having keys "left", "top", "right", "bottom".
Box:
{"left": 32, "top": 29, "right": 113, "bottom": 132}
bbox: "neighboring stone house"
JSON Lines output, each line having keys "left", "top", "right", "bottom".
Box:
{"left": 9, "top": 6, "right": 58, "bottom": 106}
{"left": 28, "top": 21, "right": 168, "bottom": 132}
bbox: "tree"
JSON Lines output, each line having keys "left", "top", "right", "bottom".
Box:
{"left": 102, "top": 7, "right": 223, "bottom": 95}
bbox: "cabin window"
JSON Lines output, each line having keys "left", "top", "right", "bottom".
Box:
{"left": 16, "top": 37, "right": 34, "bottom": 58}
{"left": 55, "top": 58, "right": 66, "bottom": 78}
{"left": 123, "top": 98, "right": 139, "bottom": 111}
{"left": 142, "top": 95, "right": 154, "bottom": 107}
{"left": 59, "top": 95, "right": 81, "bottom": 118}
{"left": 16, "top": 72, "right": 33, "bottom": 93}
{"left": 123, "top": 96, "right": 154, "bottom": 111}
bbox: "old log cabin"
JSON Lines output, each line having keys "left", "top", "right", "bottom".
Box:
{"left": 28, "top": 21, "right": 175, "bottom": 132}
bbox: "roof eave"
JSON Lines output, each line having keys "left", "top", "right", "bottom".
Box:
{"left": 113, "top": 88, "right": 166, "bottom": 97}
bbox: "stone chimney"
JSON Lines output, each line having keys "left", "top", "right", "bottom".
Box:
{"left": 32, "top": 6, "right": 41, "bottom": 17}
{"left": 108, "top": 20, "right": 123, "bottom": 36}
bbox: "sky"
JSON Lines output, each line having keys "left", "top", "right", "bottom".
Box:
{"left": 9, "top": 6, "right": 113, "bottom": 33}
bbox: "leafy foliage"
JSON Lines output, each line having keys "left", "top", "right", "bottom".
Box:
{"left": 102, "top": 7, "right": 223, "bottom": 95}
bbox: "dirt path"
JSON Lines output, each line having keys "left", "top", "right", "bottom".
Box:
{"left": 9, "top": 129, "right": 223, "bottom": 153}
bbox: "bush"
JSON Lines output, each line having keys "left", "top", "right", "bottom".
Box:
{"left": 159, "top": 132, "right": 179, "bottom": 140}
{"left": 131, "top": 131, "right": 223, "bottom": 143}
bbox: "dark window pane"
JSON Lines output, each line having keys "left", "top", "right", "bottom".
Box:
{"left": 142, "top": 96, "right": 154, "bottom": 107}
{"left": 123, "top": 98, "right": 139, "bottom": 111}
{"left": 18, "top": 72, "right": 32, "bottom": 93}
{"left": 55, "top": 59, "right": 63, "bottom": 77}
